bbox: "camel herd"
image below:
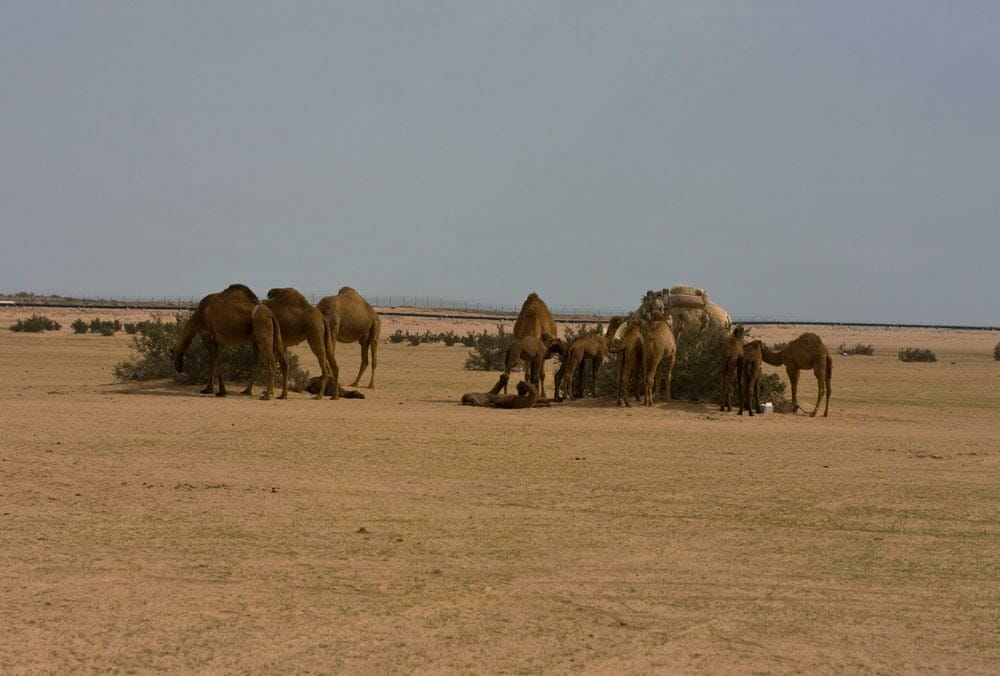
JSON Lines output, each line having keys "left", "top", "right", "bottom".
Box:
{"left": 172, "top": 285, "right": 831, "bottom": 416}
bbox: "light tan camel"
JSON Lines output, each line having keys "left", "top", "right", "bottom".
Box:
{"left": 608, "top": 318, "right": 644, "bottom": 407}
{"left": 641, "top": 311, "right": 676, "bottom": 407}
{"left": 739, "top": 340, "right": 763, "bottom": 416}
{"left": 513, "top": 292, "right": 558, "bottom": 342}
{"left": 554, "top": 334, "right": 607, "bottom": 400}
{"left": 461, "top": 373, "right": 510, "bottom": 406}
{"left": 760, "top": 333, "right": 832, "bottom": 416}
{"left": 317, "top": 287, "right": 381, "bottom": 388}
{"left": 262, "top": 287, "right": 337, "bottom": 400}
{"left": 172, "top": 284, "right": 286, "bottom": 400}
{"left": 720, "top": 325, "right": 746, "bottom": 412}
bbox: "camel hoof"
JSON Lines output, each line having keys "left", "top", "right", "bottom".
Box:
{"left": 215, "top": 391, "right": 227, "bottom": 398}
{"left": 201, "top": 387, "right": 213, "bottom": 395}
{"left": 277, "top": 394, "right": 287, "bottom": 400}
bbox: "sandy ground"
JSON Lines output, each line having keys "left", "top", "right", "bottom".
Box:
{"left": 2, "top": 307, "right": 999, "bottom": 673}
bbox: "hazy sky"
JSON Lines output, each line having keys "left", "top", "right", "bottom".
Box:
{"left": 2, "top": 2, "right": 998, "bottom": 324}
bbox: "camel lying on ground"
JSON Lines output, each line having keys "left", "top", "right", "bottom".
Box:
{"left": 172, "top": 284, "right": 286, "bottom": 400}
{"left": 304, "top": 377, "right": 366, "bottom": 399}
{"left": 461, "top": 376, "right": 548, "bottom": 408}
{"left": 760, "top": 333, "right": 832, "bottom": 416}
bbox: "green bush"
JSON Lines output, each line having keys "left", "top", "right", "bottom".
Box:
{"left": 71, "top": 319, "right": 89, "bottom": 334}
{"left": 89, "top": 318, "right": 121, "bottom": 335}
{"left": 898, "top": 347, "right": 937, "bottom": 363}
{"left": 837, "top": 342, "right": 874, "bottom": 356}
{"left": 123, "top": 323, "right": 138, "bottom": 335}
{"left": 113, "top": 313, "right": 310, "bottom": 391}
{"left": 464, "top": 324, "right": 515, "bottom": 371}
{"left": 10, "top": 315, "right": 61, "bottom": 332}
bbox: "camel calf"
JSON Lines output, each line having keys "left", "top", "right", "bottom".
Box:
{"left": 720, "top": 325, "right": 746, "bottom": 412}
{"left": 608, "top": 319, "right": 643, "bottom": 407}
{"left": 738, "top": 340, "right": 763, "bottom": 416}
{"left": 555, "top": 334, "right": 607, "bottom": 401}
{"left": 503, "top": 335, "right": 557, "bottom": 399}
{"left": 641, "top": 313, "right": 676, "bottom": 407}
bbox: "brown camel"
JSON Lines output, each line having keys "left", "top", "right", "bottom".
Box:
{"left": 502, "top": 335, "right": 556, "bottom": 398}
{"left": 492, "top": 381, "right": 540, "bottom": 409}
{"left": 261, "top": 287, "right": 337, "bottom": 400}
{"left": 720, "top": 325, "right": 746, "bottom": 412}
{"left": 513, "top": 292, "right": 558, "bottom": 342}
{"left": 317, "top": 287, "right": 381, "bottom": 388}
{"left": 461, "top": 373, "right": 510, "bottom": 406}
{"left": 760, "top": 333, "right": 832, "bottom": 417}
{"left": 554, "top": 334, "right": 607, "bottom": 401}
{"left": 738, "top": 340, "right": 763, "bottom": 416}
{"left": 304, "top": 377, "right": 366, "bottom": 399}
{"left": 172, "top": 284, "right": 286, "bottom": 400}
{"left": 608, "top": 318, "right": 644, "bottom": 407}
{"left": 641, "top": 311, "right": 676, "bottom": 407}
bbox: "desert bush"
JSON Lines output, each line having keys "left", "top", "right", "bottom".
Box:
{"left": 464, "top": 324, "right": 515, "bottom": 371}
{"left": 71, "top": 319, "right": 89, "bottom": 334}
{"left": 994, "top": 341, "right": 1000, "bottom": 361}
{"left": 10, "top": 315, "right": 61, "bottom": 332}
{"left": 898, "top": 347, "right": 937, "bottom": 363}
{"left": 89, "top": 318, "right": 121, "bottom": 335}
{"left": 562, "top": 323, "right": 605, "bottom": 343}
{"left": 113, "top": 313, "right": 310, "bottom": 390}
{"left": 388, "top": 329, "right": 407, "bottom": 344}
{"left": 123, "top": 323, "right": 138, "bottom": 335}
{"left": 837, "top": 343, "right": 874, "bottom": 356}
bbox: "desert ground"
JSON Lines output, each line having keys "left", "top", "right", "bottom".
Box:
{"left": 2, "top": 306, "right": 999, "bottom": 674}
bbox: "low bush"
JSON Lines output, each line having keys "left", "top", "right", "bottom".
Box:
{"left": 71, "top": 319, "right": 89, "bottom": 334}
{"left": 113, "top": 313, "right": 310, "bottom": 391}
{"left": 464, "top": 324, "right": 515, "bottom": 371}
{"left": 10, "top": 315, "right": 61, "bottom": 332}
{"left": 89, "top": 318, "right": 121, "bottom": 336}
{"left": 994, "top": 341, "right": 1000, "bottom": 361}
{"left": 837, "top": 342, "right": 874, "bottom": 356}
{"left": 898, "top": 347, "right": 937, "bottom": 363}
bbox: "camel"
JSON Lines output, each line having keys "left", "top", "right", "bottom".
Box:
{"left": 304, "top": 377, "right": 366, "bottom": 399}
{"left": 502, "top": 335, "right": 556, "bottom": 398}
{"left": 760, "top": 332, "right": 832, "bottom": 417}
{"left": 513, "top": 292, "right": 558, "bottom": 342}
{"left": 641, "top": 311, "right": 676, "bottom": 407}
{"left": 172, "top": 284, "right": 286, "bottom": 400}
{"left": 720, "top": 325, "right": 746, "bottom": 412}
{"left": 262, "top": 287, "right": 337, "bottom": 400}
{"left": 317, "top": 287, "right": 381, "bottom": 388}
{"left": 461, "top": 377, "right": 545, "bottom": 409}
{"left": 608, "top": 318, "right": 644, "bottom": 407}
{"left": 738, "top": 340, "right": 763, "bottom": 416}
{"left": 554, "top": 334, "right": 607, "bottom": 401}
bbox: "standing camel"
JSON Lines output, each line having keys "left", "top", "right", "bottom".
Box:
{"left": 760, "top": 333, "right": 832, "bottom": 417}
{"left": 172, "top": 284, "right": 286, "bottom": 400}
{"left": 641, "top": 311, "right": 676, "bottom": 407}
{"left": 317, "top": 287, "right": 381, "bottom": 388}
{"left": 554, "top": 334, "right": 607, "bottom": 400}
{"left": 608, "top": 318, "right": 643, "bottom": 407}
{"left": 511, "top": 292, "right": 559, "bottom": 397}
{"left": 738, "top": 340, "right": 763, "bottom": 416}
{"left": 720, "top": 325, "right": 746, "bottom": 412}
{"left": 502, "top": 336, "right": 554, "bottom": 397}
{"left": 261, "top": 288, "right": 338, "bottom": 400}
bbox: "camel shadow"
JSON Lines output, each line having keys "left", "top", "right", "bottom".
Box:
{"left": 112, "top": 379, "right": 258, "bottom": 398}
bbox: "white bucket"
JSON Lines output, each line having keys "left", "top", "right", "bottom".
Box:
{"left": 762, "top": 402, "right": 774, "bottom": 414}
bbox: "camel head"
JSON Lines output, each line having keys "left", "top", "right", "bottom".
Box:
{"left": 732, "top": 325, "right": 746, "bottom": 340}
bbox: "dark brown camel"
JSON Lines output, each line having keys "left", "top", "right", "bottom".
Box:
{"left": 172, "top": 284, "right": 287, "bottom": 400}
{"left": 720, "top": 325, "right": 746, "bottom": 412}
{"left": 554, "top": 334, "right": 607, "bottom": 401}
{"left": 739, "top": 340, "right": 763, "bottom": 416}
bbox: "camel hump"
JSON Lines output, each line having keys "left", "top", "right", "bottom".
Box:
{"left": 223, "top": 283, "right": 259, "bottom": 302}
{"left": 338, "top": 286, "right": 360, "bottom": 297}
{"left": 267, "top": 287, "right": 309, "bottom": 306}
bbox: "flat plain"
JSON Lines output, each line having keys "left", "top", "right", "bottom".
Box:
{"left": 2, "top": 307, "right": 999, "bottom": 674}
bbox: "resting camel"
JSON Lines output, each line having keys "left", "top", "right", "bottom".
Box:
{"left": 641, "top": 311, "right": 676, "bottom": 407}
{"left": 317, "top": 287, "right": 381, "bottom": 388}
{"left": 502, "top": 335, "right": 556, "bottom": 398}
{"left": 172, "top": 284, "right": 286, "bottom": 400}
{"left": 261, "top": 287, "right": 337, "bottom": 400}
{"left": 720, "top": 325, "right": 746, "bottom": 412}
{"left": 461, "top": 373, "right": 510, "bottom": 406}
{"left": 554, "top": 334, "right": 607, "bottom": 401}
{"left": 608, "top": 318, "right": 644, "bottom": 407}
{"left": 461, "top": 377, "right": 545, "bottom": 409}
{"left": 760, "top": 333, "right": 832, "bottom": 417}
{"left": 738, "top": 340, "right": 763, "bottom": 416}
{"left": 513, "top": 292, "right": 558, "bottom": 342}
{"left": 304, "top": 377, "right": 366, "bottom": 399}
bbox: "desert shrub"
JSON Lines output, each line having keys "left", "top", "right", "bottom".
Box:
{"left": 113, "top": 313, "right": 310, "bottom": 390}
{"left": 898, "top": 347, "right": 937, "bottom": 363}
{"left": 837, "top": 343, "right": 874, "bottom": 356}
{"left": 994, "top": 341, "right": 1000, "bottom": 361}
{"left": 464, "top": 324, "right": 515, "bottom": 371}
{"left": 10, "top": 315, "right": 61, "bottom": 332}
{"left": 388, "top": 329, "right": 407, "bottom": 344}
{"left": 407, "top": 332, "right": 424, "bottom": 346}
{"left": 89, "top": 318, "right": 121, "bottom": 335}
{"left": 123, "top": 323, "right": 138, "bottom": 335}
{"left": 71, "top": 319, "right": 89, "bottom": 334}
{"left": 562, "top": 323, "right": 605, "bottom": 343}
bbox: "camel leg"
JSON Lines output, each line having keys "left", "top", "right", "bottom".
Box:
{"left": 214, "top": 347, "right": 227, "bottom": 397}
{"left": 273, "top": 344, "right": 287, "bottom": 400}
{"left": 591, "top": 356, "right": 603, "bottom": 398}
{"left": 367, "top": 339, "right": 377, "bottom": 388}
{"left": 662, "top": 354, "right": 674, "bottom": 403}
{"left": 242, "top": 342, "right": 259, "bottom": 396}
{"left": 787, "top": 366, "right": 800, "bottom": 413}
{"left": 810, "top": 364, "right": 825, "bottom": 418}
{"left": 307, "top": 331, "right": 330, "bottom": 401}
{"left": 823, "top": 359, "right": 832, "bottom": 417}
{"left": 351, "top": 339, "right": 368, "bottom": 387}
{"left": 200, "top": 337, "right": 217, "bottom": 394}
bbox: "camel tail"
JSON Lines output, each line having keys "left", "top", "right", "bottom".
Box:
{"left": 173, "top": 313, "right": 200, "bottom": 372}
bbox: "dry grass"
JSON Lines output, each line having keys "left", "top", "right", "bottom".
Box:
{"left": 2, "top": 309, "right": 999, "bottom": 673}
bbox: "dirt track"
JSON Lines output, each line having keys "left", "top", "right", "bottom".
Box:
{"left": 2, "top": 308, "right": 999, "bottom": 673}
